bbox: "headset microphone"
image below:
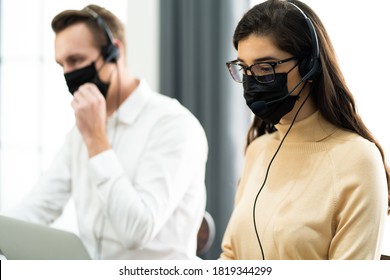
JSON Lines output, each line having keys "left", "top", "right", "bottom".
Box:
{"left": 250, "top": 101, "right": 267, "bottom": 113}
{"left": 250, "top": 93, "right": 291, "bottom": 113}
{"left": 250, "top": 78, "right": 306, "bottom": 114}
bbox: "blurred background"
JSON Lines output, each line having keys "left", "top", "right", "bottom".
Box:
{"left": 0, "top": 0, "right": 389, "bottom": 259}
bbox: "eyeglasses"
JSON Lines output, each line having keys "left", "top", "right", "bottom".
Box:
{"left": 226, "top": 57, "right": 297, "bottom": 84}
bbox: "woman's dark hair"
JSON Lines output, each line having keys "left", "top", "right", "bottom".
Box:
{"left": 234, "top": 0, "right": 390, "bottom": 213}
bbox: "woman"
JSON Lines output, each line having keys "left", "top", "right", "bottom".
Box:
{"left": 221, "top": 0, "right": 389, "bottom": 260}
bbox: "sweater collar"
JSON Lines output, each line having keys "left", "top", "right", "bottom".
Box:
{"left": 274, "top": 111, "right": 338, "bottom": 142}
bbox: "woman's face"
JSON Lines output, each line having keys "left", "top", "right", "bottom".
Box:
{"left": 237, "top": 34, "right": 302, "bottom": 95}
{"left": 237, "top": 34, "right": 315, "bottom": 124}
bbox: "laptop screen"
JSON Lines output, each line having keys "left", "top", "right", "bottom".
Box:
{"left": 0, "top": 215, "right": 91, "bottom": 260}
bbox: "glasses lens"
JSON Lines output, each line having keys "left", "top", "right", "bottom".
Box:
{"left": 252, "top": 63, "right": 274, "bottom": 83}
{"left": 227, "top": 63, "right": 243, "bottom": 83}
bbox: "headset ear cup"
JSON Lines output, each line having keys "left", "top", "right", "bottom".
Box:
{"left": 102, "top": 44, "right": 120, "bottom": 63}
{"left": 299, "top": 57, "right": 311, "bottom": 79}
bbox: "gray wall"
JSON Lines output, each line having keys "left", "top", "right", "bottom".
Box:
{"left": 160, "top": 0, "right": 250, "bottom": 259}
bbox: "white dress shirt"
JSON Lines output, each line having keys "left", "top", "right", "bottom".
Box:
{"left": 5, "top": 80, "right": 208, "bottom": 260}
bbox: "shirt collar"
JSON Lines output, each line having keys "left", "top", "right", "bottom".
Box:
{"left": 108, "top": 79, "right": 152, "bottom": 126}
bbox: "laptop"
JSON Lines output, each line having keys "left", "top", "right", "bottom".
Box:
{"left": 0, "top": 215, "right": 91, "bottom": 260}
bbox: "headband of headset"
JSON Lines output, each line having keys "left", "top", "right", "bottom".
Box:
{"left": 83, "top": 7, "right": 119, "bottom": 63}
{"left": 288, "top": 1, "right": 320, "bottom": 81}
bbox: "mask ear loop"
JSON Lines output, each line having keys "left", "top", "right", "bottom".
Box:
{"left": 287, "top": 61, "right": 300, "bottom": 74}
{"left": 285, "top": 62, "right": 305, "bottom": 101}
{"left": 253, "top": 80, "right": 309, "bottom": 260}
{"left": 94, "top": 55, "right": 116, "bottom": 84}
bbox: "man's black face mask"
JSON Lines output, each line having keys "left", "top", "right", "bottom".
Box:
{"left": 64, "top": 62, "right": 110, "bottom": 98}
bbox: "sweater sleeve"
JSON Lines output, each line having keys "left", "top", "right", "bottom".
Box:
{"left": 329, "top": 142, "right": 388, "bottom": 260}
{"left": 220, "top": 220, "right": 236, "bottom": 260}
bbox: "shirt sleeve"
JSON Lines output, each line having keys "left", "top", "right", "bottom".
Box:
{"left": 329, "top": 143, "right": 388, "bottom": 259}
{"left": 88, "top": 114, "right": 208, "bottom": 249}
{"left": 2, "top": 132, "right": 73, "bottom": 225}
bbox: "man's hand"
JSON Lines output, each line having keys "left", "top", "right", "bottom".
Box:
{"left": 71, "top": 83, "right": 111, "bottom": 157}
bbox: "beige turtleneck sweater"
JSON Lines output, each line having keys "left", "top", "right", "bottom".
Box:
{"left": 220, "top": 111, "right": 388, "bottom": 259}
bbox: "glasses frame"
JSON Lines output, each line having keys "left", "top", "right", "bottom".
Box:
{"left": 226, "top": 56, "right": 297, "bottom": 84}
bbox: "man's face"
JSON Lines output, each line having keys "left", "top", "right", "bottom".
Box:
{"left": 55, "top": 23, "right": 101, "bottom": 74}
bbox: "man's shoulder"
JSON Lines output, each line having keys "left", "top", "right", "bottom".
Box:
{"left": 145, "top": 90, "right": 196, "bottom": 120}
{"left": 133, "top": 81, "right": 204, "bottom": 134}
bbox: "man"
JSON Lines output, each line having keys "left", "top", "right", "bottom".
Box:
{"left": 4, "top": 4, "right": 208, "bottom": 260}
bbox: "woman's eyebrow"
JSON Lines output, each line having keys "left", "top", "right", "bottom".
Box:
{"left": 236, "top": 56, "right": 280, "bottom": 65}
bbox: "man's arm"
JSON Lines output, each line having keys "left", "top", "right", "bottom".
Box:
{"left": 89, "top": 113, "right": 208, "bottom": 249}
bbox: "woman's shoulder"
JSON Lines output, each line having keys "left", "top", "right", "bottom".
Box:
{"left": 329, "top": 129, "right": 383, "bottom": 171}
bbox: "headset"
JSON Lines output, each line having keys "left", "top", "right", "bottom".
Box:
{"left": 83, "top": 7, "right": 120, "bottom": 63}
{"left": 253, "top": 1, "right": 322, "bottom": 260}
{"left": 288, "top": 1, "right": 320, "bottom": 81}
{"left": 83, "top": 7, "right": 121, "bottom": 259}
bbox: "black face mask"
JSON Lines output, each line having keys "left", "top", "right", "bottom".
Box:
{"left": 64, "top": 62, "right": 110, "bottom": 99}
{"left": 243, "top": 73, "right": 300, "bottom": 124}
